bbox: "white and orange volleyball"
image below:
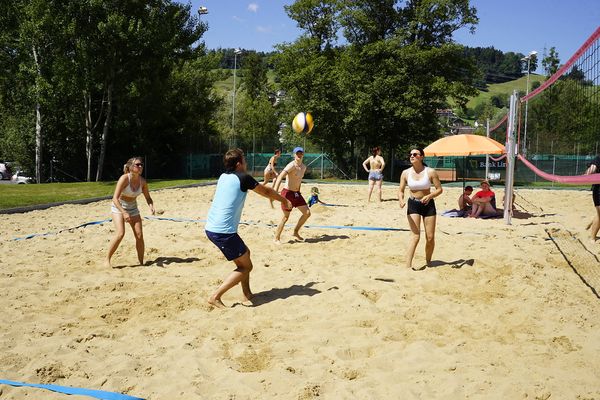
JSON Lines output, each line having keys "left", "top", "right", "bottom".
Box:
{"left": 292, "top": 112, "right": 314, "bottom": 134}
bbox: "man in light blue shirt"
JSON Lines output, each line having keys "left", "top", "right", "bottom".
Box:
{"left": 205, "top": 148, "right": 291, "bottom": 308}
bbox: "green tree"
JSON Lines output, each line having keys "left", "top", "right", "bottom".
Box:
{"left": 284, "top": 0, "right": 340, "bottom": 51}
{"left": 0, "top": 0, "right": 219, "bottom": 181}
{"left": 242, "top": 51, "right": 269, "bottom": 100}
{"left": 542, "top": 46, "right": 560, "bottom": 77}
{"left": 273, "top": 0, "right": 479, "bottom": 173}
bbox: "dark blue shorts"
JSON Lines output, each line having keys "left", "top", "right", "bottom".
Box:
{"left": 593, "top": 184, "right": 600, "bottom": 207}
{"left": 205, "top": 231, "right": 248, "bottom": 261}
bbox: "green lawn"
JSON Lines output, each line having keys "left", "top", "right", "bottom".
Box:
{"left": 0, "top": 179, "right": 209, "bottom": 210}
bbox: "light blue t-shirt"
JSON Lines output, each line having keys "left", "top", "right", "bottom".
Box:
{"left": 205, "top": 172, "right": 258, "bottom": 234}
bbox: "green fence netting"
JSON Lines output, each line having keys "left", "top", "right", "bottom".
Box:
{"left": 184, "top": 153, "right": 349, "bottom": 180}
{"left": 424, "top": 154, "right": 597, "bottom": 184}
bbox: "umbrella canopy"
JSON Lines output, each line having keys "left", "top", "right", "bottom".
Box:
{"left": 424, "top": 134, "right": 505, "bottom": 156}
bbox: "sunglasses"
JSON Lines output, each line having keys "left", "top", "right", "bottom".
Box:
{"left": 134, "top": 163, "right": 144, "bottom": 167}
{"left": 409, "top": 152, "right": 421, "bottom": 157}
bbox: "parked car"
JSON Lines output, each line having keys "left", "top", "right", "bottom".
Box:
{"left": 12, "top": 169, "right": 33, "bottom": 184}
{"left": 0, "top": 162, "right": 32, "bottom": 183}
{"left": 0, "top": 161, "right": 12, "bottom": 180}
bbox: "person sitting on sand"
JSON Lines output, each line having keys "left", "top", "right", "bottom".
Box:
{"left": 308, "top": 187, "right": 326, "bottom": 207}
{"left": 469, "top": 180, "right": 498, "bottom": 218}
{"left": 205, "top": 148, "right": 291, "bottom": 308}
{"left": 458, "top": 185, "right": 473, "bottom": 212}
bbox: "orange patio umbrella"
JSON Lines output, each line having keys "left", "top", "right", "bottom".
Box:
{"left": 424, "top": 134, "right": 505, "bottom": 188}
{"left": 423, "top": 134, "right": 505, "bottom": 156}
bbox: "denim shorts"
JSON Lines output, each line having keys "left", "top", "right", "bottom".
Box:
{"left": 205, "top": 231, "right": 248, "bottom": 261}
{"left": 368, "top": 171, "right": 383, "bottom": 181}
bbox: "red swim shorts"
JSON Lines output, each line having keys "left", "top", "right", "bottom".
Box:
{"left": 281, "top": 188, "right": 307, "bottom": 211}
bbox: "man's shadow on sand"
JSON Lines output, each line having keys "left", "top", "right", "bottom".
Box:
{"left": 303, "top": 234, "right": 350, "bottom": 243}
{"left": 239, "top": 282, "right": 321, "bottom": 307}
{"left": 112, "top": 256, "right": 201, "bottom": 269}
{"left": 149, "top": 256, "right": 201, "bottom": 268}
{"left": 426, "top": 258, "right": 475, "bottom": 269}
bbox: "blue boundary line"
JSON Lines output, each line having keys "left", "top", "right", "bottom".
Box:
{"left": 11, "top": 215, "right": 407, "bottom": 241}
{"left": 11, "top": 219, "right": 112, "bottom": 241}
{"left": 145, "top": 216, "right": 206, "bottom": 223}
{"left": 0, "top": 379, "right": 144, "bottom": 400}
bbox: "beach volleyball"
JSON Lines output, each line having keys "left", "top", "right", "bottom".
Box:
{"left": 292, "top": 112, "right": 314, "bottom": 134}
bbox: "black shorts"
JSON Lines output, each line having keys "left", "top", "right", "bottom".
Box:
{"left": 206, "top": 231, "right": 248, "bottom": 261}
{"left": 593, "top": 184, "right": 600, "bottom": 207}
{"left": 407, "top": 197, "right": 437, "bottom": 217}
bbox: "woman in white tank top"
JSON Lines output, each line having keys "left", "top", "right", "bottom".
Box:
{"left": 107, "top": 157, "right": 155, "bottom": 268}
{"left": 398, "top": 147, "right": 443, "bottom": 271}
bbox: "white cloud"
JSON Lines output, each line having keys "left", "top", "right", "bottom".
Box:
{"left": 256, "top": 25, "right": 272, "bottom": 33}
{"left": 248, "top": 3, "right": 258, "bottom": 13}
{"left": 232, "top": 15, "right": 244, "bottom": 22}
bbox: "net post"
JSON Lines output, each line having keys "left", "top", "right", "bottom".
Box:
{"left": 504, "top": 90, "right": 518, "bottom": 225}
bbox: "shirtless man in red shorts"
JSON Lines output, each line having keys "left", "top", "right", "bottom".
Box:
{"left": 273, "top": 147, "right": 311, "bottom": 243}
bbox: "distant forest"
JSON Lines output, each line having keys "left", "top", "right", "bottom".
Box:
{"left": 214, "top": 46, "right": 530, "bottom": 89}
{"left": 462, "top": 46, "right": 530, "bottom": 87}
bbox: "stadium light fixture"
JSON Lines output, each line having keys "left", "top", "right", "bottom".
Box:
{"left": 522, "top": 50, "right": 537, "bottom": 155}
{"left": 198, "top": 6, "right": 208, "bottom": 15}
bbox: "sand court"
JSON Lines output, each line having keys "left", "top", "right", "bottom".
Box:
{"left": 1, "top": 183, "right": 600, "bottom": 399}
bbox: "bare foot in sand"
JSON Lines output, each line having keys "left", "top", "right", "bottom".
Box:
{"left": 208, "top": 297, "right": 227, "bottom": 309}
{"left": 293, "top": 232, "right": 305, "bottom": 241}
{"left": 274, "top": 238, "right": 282, "bottom": 245}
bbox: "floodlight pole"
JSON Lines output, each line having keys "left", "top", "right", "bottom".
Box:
{"left": 231, "top": 48, "right": 241, "bottom": 147}
{"left": 521, "top": 50, "right": 537, "bottom": 155}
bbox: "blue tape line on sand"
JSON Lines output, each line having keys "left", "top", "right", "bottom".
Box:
{"left": 144, "top": 216, "right": 206, "bottom": 223}
{"left": 12, "top": 219, "right": 112, "bottom": 241}
{"left": 240, "top": 220, "right": 407, "bottom": 232}
{"left": 305, "top": 224, "right": 407, "bottom": 231}
{"left": 11, "top": 215, "right": 404, "bottom": 241}
{"left": 146, "top": 216, "right": 405, "bottom": 232}
{"left": 0, "top": 379, "right": 144, "bottom": 400}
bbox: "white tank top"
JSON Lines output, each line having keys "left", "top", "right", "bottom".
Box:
{"left": 407, "top": 167, "right": 431, "bottom": 191}
{"left": 121, "top": 174, "right": 142, "bottom": 197}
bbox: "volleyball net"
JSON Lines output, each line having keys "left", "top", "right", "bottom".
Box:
{"left": 514, "top": 26, "right": 600, "bottom": 182}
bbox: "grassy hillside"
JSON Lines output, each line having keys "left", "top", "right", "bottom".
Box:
{"left": 212, "top": 69, "right": 278, "bottom": 98}
{"left": 466, "top": 73, "right": 546, "bottom": 109}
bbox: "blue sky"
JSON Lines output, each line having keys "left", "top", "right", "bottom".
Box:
{"left": 188, "top": 0, "right": 599, "bottom": 68}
